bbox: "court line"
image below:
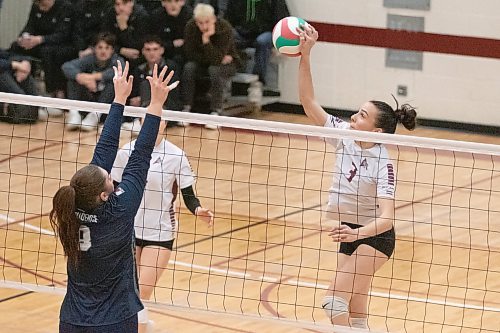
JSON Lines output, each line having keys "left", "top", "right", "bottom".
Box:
{"left": 0, "top": 290, "right": 33, "bottom": 303}
{"left": 169, "top": 259, "right": 500, "bottom": 313}
{"left": 0, "top": 213, "right": 54, "bottom": 236}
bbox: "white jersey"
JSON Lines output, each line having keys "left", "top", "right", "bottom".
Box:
{"left": 111, "top": 139, "right": 196, "bottom": 241}
{"left": 324, "top": 115, "right": 395, "bottom": 225}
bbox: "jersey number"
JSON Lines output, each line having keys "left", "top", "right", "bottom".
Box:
{"left": 79, "top": 225, "right": 92, "bottom": 251}
{"left": 346, "top": 162, "right": 358, "bottom": 183}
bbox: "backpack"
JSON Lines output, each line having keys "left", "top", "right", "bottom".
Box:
{"left": 0, "top": 102, "right": 38, "bottom": 124}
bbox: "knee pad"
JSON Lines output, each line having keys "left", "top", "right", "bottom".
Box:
{"left": 350, "top": 317, "right": 368, "bottom": 329}
{"left": 322, "top": 295, "right": 349, "bottom": 320}
{"left": 137, "top": 308, "right": 149, "bottom": 324}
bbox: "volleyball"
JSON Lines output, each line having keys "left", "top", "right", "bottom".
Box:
{"left": 272, "top": 16, "right": 309, "bottom": 57}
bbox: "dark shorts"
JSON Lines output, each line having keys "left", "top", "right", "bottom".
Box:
{"left": 59, "top": 314, "right": 137, "bottom": 333}
{"left": 135, "top": 237, "right": 174, "bottom": 251}
{"left": 339, "top": 222, "right": 395, "bottom": 258}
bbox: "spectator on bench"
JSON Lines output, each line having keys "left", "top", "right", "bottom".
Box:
{"left": 182, "top": 3, "right": 239, "bottom": 128}
{"left": 0, "top": 49, "right": 38, "bottom": 124}
{"left": 72, "top": 0, "right": 112, "bottom": 59}
{"left": 149, "top": 0, "right": 193, "bottom": 67}
{"left": 225, "top": 0, "right": 289, "bottom": 85}
{"left": 130, "top": 36, "right": 182, "bottom": 115}
{"left": 10, "top": 0, "right": 77, "bottom": 98}
{"left": 102, "top": 0, "right": 150, "bottom": 70}
{"left": 62, "top": 33, "right": 124, "bottom": 131}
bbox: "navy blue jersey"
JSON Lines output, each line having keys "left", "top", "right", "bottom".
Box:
{"left": 60, "top": 103, "right": 161, "bottom": 326}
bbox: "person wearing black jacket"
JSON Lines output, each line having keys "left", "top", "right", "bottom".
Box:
{"left": 130, "top": 35, "right": 182, "bottom": 112}
{"left": 0, "top": 49, "right": 36, "bottom": 97}
{"left": 149, "top": 0, "right": 193, "bottom": 66}
{"left": 72, "top": 0, "right": 112, "bottom": 58}
{"left": 102, "top": 0, "right": 150, "bottom": 69}
{"left": 10, "top": 0, "right": 77, "bottom": 97}
{"left": 62, "top": 33, "right": 124, "bottom": 131}
{"left": 0, "top": 49, "right": 38, "bottom": 124}
{"left": 225, "top": 0, "right": 289, "bottom": 84}
{"left": 50, "top": 61, "right": 176, "bottom": 333}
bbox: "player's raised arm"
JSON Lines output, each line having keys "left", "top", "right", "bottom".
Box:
{"left": 91, "top": 60, "right": 131, "bottom": 172}
{"left": 298, "top": 24, "right": 329, "bottom": 126}
{"left": 118, "top": 64, "right": 178, "bottom": 214}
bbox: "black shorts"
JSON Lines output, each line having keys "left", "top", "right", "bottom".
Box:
{"left": 59, "top": 314, "right": 137, "bottom": 333}
{"left": 339, "top": 222, "right": 395, "bottom": 258}
{"left": 135, "top": 238, "right": 174, "bottom": 251}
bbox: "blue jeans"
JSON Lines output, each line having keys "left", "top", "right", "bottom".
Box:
{"left": 234, "top": 30, "right": 273, "bottom": 84}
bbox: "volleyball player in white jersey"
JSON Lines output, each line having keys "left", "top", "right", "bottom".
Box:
{"left": 111, "top": 119, "right": 213, "bottom": 333}
{"left": 297, "top": 25, "right": 417, "bottom": 328}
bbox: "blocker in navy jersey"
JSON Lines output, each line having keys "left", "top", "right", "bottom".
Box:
{"left": 60, "top": 102, "right": 161, "bottom": 326}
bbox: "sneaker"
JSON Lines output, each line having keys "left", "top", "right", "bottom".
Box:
{"left": 65, "top": 110, "right": 81, "bottom": 130}
{"left": 80, "top": 112, "right": 100, "bottom": 132}
{"left": 121, "top": 118, "right": 141, "bottom": 131}
{"left": 204, "top": 111, "right": 220, "bottom": 130}
{"left": 46, "top": 107, "right": 64, "bottom": 117}
{"left": 38, "top": 107, "right": 48, "bottom": 121}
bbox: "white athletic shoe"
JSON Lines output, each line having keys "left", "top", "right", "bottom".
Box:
{"left": 121, "top": 118, "right": 142, "bottom": 132}
{"left": 80, "top": 112, "right": 100, "bottom": 132}
{"left": 46, "top": 107, "right": 64, "bottom": 117}
{"left": 204, "top": 111, "right": 219, "bottom": 130}
{"left": 38, "top": 107, "right": 48, "bottom": 121}
{"left": 65, "top": 110, "right": 82, "bottom": 130}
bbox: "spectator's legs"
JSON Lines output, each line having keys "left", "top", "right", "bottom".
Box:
{"left": 253, "top": 31, "right": 273, "bottom": 85}
{"left": 40, "top": 45, "right": 77, "bottom": 96}
{"left": 164, "top": 59, "right": 182, "bottom": 111}
{"left": 96, "top": 82, "right": 115, "bottom": 104}
{"left": 207, "top": 63, "right": 236, "bottom": 112}
{"left": 0, "top": 72, "right": 28, "bottom": 94}
{"left": 181, "top": 61, "right": 200, "bottom": 110}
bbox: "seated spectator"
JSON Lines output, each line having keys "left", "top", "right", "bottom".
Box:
{"left": 72, "top": 0, "right": 112, "bottom": 59}
{"left": 10, "top": 0, "right": 77, "bottom": 98}
{"left": 61, "top": 33, "right": 124, "bottom": 131}
{"left": 0, "top": 49, "right": 38, "bottom": 124}
{"left": 102, "top": 0, "right": 149, "bottom": 70}
{"left": 150, "top": 0, "right": 193, "bottom": 67}
{"left": 130, "top": 36, "right": 182, "bottom": 113}
{"left": 225, "top": 0, "right": 288, "bottom": 85}
{"left": 188, "top": 0, "right": 224, "bottom": 16}
{"left": 182, "top": 3, "right": 239, "bottom": 128}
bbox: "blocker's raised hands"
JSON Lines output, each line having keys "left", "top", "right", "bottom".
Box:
{"left": 145, "top": 63, "right": 178, "bottom": 117}
{"left": 113, "top": 60, "right": 134, "bottom": 105}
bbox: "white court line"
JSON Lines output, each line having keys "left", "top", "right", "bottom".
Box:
{"left": 168, "top": 260, "right": 500, "bottom": 313}
{"left": 170, "top": 260, "right": 249, "bottom": 278}
{"left": 0, "top": 214, "right": 55, "bottom": 236}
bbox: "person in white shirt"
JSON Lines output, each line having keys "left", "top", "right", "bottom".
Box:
{"left": 111, "top": 119, "right": 214, "bottom": 333}
{"left": 297, "top": 25, "right": 417, "bottom": 329}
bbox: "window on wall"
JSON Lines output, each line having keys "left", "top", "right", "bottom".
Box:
{"left": 386, "top": 14, "right": 424, "bottom": 70}
{"left": 384, "top": 0, "right": 430, "bottom": 10}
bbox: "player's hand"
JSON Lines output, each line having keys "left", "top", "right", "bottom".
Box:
{"left": 113, "top": 60, "right": 134, "bottom": 105}
{"left": 146, "top": 63, "right": 178, "bottom": 116}
{"left": 195, "top": 207, "right": 214, "bottom": 227}
{"left": 297, "top": 24, "right": 318, "bottom": 56}
{"left": 328, "top": 224, "right": 360, "bottom": 243}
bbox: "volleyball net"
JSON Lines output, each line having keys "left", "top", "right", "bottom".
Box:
{"left": 0, "top": 92, "right": 499, "bottom": 332}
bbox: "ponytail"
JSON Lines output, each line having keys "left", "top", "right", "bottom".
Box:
{"left": 50, "top": 185, "right": 81, "bottom": 267}
{"left": 395, "top": 103, "right": 417, "bottom": 131}
{"left": 371, "top": 96, "right": 417, "bottom": 134}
